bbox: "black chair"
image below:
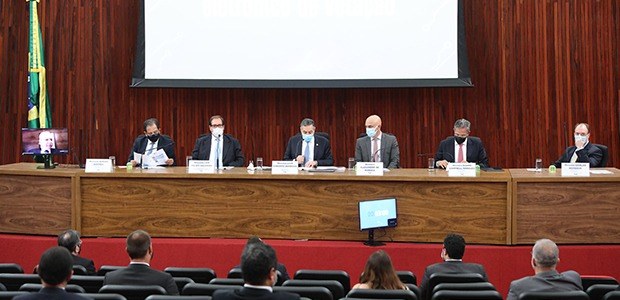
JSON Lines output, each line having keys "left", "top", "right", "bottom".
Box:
{"left": 146, "top": 296, "right": 212, "bottom": 300}
{"left": 209, "top": 278, "right": 244, "bottom": 286}
{"left": 604, "top": 291, "right": 620, "bottom": 300}
{"left": 0, "top": 273, "right": 41, "bottom": 291}
{"left": 19, "top": 282, "right": 86, "bottom": 293}
{"left": 294, "top": 270, "right": 351, "bottom": 294}
{"left": 173, "top": 277, "right": 195, "bottom": 293}
{"left": 164, "top": 267, "right": 217, "bottom": 284}
{"left": 397, "top": 271, "right": 417, "bottom": 285}
{"left": 0, "top": 283, "right": 5, "bottom": 291}
{"left": 427, "top": 273, "right": 486, "bottom": 300}
{"left": 518, "top": 290, "right": 589, "bottom": 300}
{"left": 0, "top": 263, "right": 24, "bottom": 274}
{"left": 99, "top": 284, "right": 167, "bottom": 300}
{"left": 582, "top": 275, "right": 618, "bottom": 291}
{"left": 406, "top": 284, "right": 421, "bottom": 300}
{"left": 431, "top": 290, "right": 502, "bottom": 300}
{"left": 346, "top": 288, "right": 418, "bottom": 300}
{"left": 593, "top": 144, "right": 609, "bottom": 167}
{"left": 69, "top": 275, "right": 105, "bottom": 293}
{"left": 274, "top": 286, "right": 333, "bottom": 300}
{"left": 586, "top": 284, "right": 619, "bottom": 300}
{"left": 98, "top": 265, "right": 125, "bottom": 276}
{"left": 83, "top": 293, "right": 128, "bottom": 300}
{"left": 73, "top": 264, "right": 89, "bottom": 276}
{"left": 432, "top": 282, "right": 496, "bottom": 294}
{"left": 0, "top": 291, "right": 30, "bottom": 300}
{"left": 182, "top": 283, "right": 241, "bottom": 296}
{"left": 283, "top": 279, "right": 345, "bottom": 300}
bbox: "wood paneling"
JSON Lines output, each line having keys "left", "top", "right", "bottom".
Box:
{"left": 0, "top": 1, "right": 619, "bottom": 169}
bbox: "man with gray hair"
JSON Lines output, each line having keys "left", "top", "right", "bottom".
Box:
{"left": 506, "top": 239, "right": 582, "bottom": 300}
{"left": 283, "top": 118, "right": 333, "bottom": 167}
{"left": 434, "top": 118, "right": 489, "bottom": 168}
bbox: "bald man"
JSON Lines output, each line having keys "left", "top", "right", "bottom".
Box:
{"left": 355, "top": 115, "right": 400, "bottom": 168}
{"left": 506, "top": 239, "right": 582, "bottom": 300}
{"left": 554, "top": 123, "right": 603, "bottom": 167}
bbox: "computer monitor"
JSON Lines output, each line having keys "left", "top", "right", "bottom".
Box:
{"left": 22, "top": 128, "right": 69, "bottom": 168}
{"left": 358, "top": 197, "right": 397, "bottom": 246}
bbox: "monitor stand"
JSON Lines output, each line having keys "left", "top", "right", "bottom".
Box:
{"left": 37, "top": 154, "right": 55, "bottom": 169}
{"left": 363, "top": 229, "right": 385, "bottom": 246}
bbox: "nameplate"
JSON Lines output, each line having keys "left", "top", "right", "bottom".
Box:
{"left": 188, "top": 160, "right": 216, "bottom": 174}
{"left": 272, "top": 161, "right": 299, "bottom": 175}
{"left": 356, "top": 162, "right": 383, "bottom": 176}
{"left": 447, "top": 163, "right": 477, "bottom": 177}
{"left": 561, "top": 163, "right": 590, "bottom": 177}
{"left": 85, "top": 159, "right": 114, "bottom": 173}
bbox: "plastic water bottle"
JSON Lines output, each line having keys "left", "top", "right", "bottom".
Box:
{"left": 548, "top": 165, "right": 556, "bottom": 174}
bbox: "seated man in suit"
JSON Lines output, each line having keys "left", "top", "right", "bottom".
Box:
{"left": 236, "top": 236, "right": 291, "bottom": 282}
{"left": 127, "top": 118, "right": 176, "bottom": 167}
{"left": 103, "top": 230, "right": 179, "bottom": 295}
{"left": 192, "top": 115, "right": 245, "bottom": 168}
{"left": 15, "top": 247, "right": 90, "bottom": 300}
{"left": 434, "top": 118, "right": 489, "bottom": 168}
{"left": 57, "top": 229, "right": 96, "bottom": 275}
{"left": 507, "top": 239, "right": 582, "bottom": 300}
{"left": 419, "top": 234, "right": 488, "bottom": 300}
{"left": 355, "top": 114, "right": 400, "bottom": 168}
{"left": 283, "top": 118, "right": 333, "bottom": 167}
{"left": 213, "top": 240, "right": 299, "bottom": 300}
{"left": 554, "top": 123, "right": 603, "bottom": 167}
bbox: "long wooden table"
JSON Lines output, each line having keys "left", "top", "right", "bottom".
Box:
{"left": 1, "top": 163, "right": 618, "bottom": 244}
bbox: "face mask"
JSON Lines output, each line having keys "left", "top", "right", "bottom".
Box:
{"left": 212, "top": 127, "right": 224, "bottom": 137}
{"left": 455, "top": 136, "right": 466, "bottom": 144}
{"left": 147, "top": 133, "right": 160, "bottom": 142}
{"left": 366, "top": 127, "right": 377, "bottom": 138}
{"left": 302, "top": 133, "right": 313, "bottom": 143}
{"left": 574, "top": 135, "right": 588, "bottom": 144}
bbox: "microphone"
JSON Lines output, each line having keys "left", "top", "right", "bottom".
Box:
{"left": 370, "top": 148, "right": 382, "bottom": 162}
{"left": 71, "top": 148, "right": 84, "bottom": 168}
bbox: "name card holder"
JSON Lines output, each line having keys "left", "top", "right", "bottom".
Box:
{"left": 188, "top": 160, "right": 216, "bottom": 174}
{"left": 272, "top": 161, "right": 299, "bottom": 175}
{"left": 447, "top": 163, "right": 477, "bottom": 177}
{"left": 561, "top": 163, "right": 590, "bottom": 177}
{"left": 355, "top": 162, "right": 383, "bottom": 176}
{"left": 85, "top": 159, "right": 114, "bottom": 173}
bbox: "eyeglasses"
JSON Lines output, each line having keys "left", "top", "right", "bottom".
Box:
{"left": 210, "top": 124, "right": 224, "bottom": 128}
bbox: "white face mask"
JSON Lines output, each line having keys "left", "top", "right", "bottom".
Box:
{"left": 574, "top": 135, "right": 588, "bottom": 144}
{"left": 212, "top": 127, "right": 224, "bottom": 137}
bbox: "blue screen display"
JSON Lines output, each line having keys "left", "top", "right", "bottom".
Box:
{"left": 358, "top": 198, "right": 397, "bottom": 231}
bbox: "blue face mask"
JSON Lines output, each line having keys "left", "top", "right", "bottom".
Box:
{"left": 302, "top": 134, "right": 313, "bottom": 143}
{"left": 366, "top": 127, "right": 376, "bottom": 138}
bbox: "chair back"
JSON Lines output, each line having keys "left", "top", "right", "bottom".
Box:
{"left": 99, "top": 284, "right": 167, "bottom": 300}
{"left": 346, "top": 288, "right": 418, "bottom": 300}
{"left": 173, "top": 277, "right": 195, "bottom": 292}
{"left": 604, "top": 291, "right": 620, "bottom": 300}
{"left": 209, "top": 278, "right": 244, "bottom": 286}
{"left": 0, "top": 291, "right": 30, "bottom": 300}
{"left": 83, "top": 293, "right": 128, "bottom": 300}
{"left": 582, "top": 275, "right": 618, "bottom": 291}
{"left": 19, "top": 282, "right": 86, "bottom": 293}
{"left": 432, "top": 282, "right": 496, "bottom": 294}
{"left": 0, "top": 263, "right": 24, "bottom": 274}
{"left": 226, "top": 268, "right": 242, "bottom": 279}
{"left": 69, "top": 275, "right": 105, "bottom": 293}
{"left": 397, "top": 271, "right": 417, "bottom": 285}
{"left": 427, "top": 273, "right": 485, "bottom": 300}
{"left": 0, "top": 283, "right": 4, "bottom": 291}
{"left": 0, "top": 273, "right": 41, "bottom": 291}
{"left": 146, "top": 296, "right": 212, "bottom": 300}
{"left": 274, "top": 285, "right": 333, "bottom": 300}
{"left": 73, "top": 264, "right": 89, "bottom": 275}
{"left": 164, "top": 267, "right": 217, "bottom": 284}
{"left": 431, "top": 290, "right": 501, "bottom": 300}
{"left": 294, "top": 269, "right": 351, "bottom": 294}
{"left": 182, "top": 283, "right": 241, "bottom": 296}
{"left": 283, "top": 279, "right": 345, "bottom": 299}
{"left": 586, "top": 284, "right": 620, "bottom": 300}
{"left": 592, "top": 144, "right": 609, "bottom": 167}
{"left": 518, "top": 290, "right": 589, "bottom": 300}
{"left": 98, "top": 265, "right": 125, "bottom": 276}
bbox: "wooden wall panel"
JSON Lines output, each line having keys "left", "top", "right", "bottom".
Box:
{"left": 0, "top": 1, "right": 619, "bottom": 169}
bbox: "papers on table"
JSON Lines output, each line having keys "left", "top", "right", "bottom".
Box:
{"left": 135, "top": 149, "right": 170, "bottom": 168}
{"left": 590, "top": 169, "right": 613, "bottom": 175}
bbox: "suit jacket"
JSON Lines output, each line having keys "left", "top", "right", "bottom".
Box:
{"left": 213, "top": 286, "right": 300, "bottom": 300}
{"left": 191, "top": 134, "right": 245, "bottom": 167}
{"left": 283, "top": 135, "right": 333, "bottom": 166}
{"left": 127, "top": 135, "right": 176, "bottom": 165}
{"left": 14, "top": 287, "right": 92, "bottom": 300}
{"left": 419, "top": 261, "right": 488, "bottom": 300}
{"left": 434, "top": 136, "right": 489, "bottom": 168}
{"left": 355, "top": 133, "right": 400, "bottom": 168}
{"left": 506, "top": 270, "right": 582, "bottom": 300}
{"left": 103, "top": 263, "right": 179, "bottom": 295}
{"left": 73, "top": 255, "right": 96, "bottom": 275}
{"left": 554, "top": 142, "right": 603, "bottom": 167}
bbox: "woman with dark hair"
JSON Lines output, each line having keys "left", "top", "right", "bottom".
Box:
{"left": 352, "top": 250, "right": 408, "bottom": 290}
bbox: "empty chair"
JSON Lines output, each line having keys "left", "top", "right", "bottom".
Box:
{"left": 98, "top": 265, "right": 125, "bottom": 276}
{"left": 82, "top": 293, "right": 128, "bottom": 300}
{"left": 274, "top": 286, "right": 333, "bottom": 300}
{"left": 283, "top": 279, "right": 345, "bottom": 299}
{"left": 604, "top": 291, "right": 620, "bottom": 300}
{"left": 182, "top": 283, "right": 241, "bottom": 296}
{"left": 294, "top": 270, "right": 351, "bottom": 294}
{"left": 582, "top": 275, "right": 618, "bottom": 291}
{"left": 73, "top": 264, "right": 89, "bottom": 276}
{"left": 0, "top": 273, "right": 41, "bottom": 291}
{"left": 164, "top": 267, "right": 217, "bottom": 284}
{"left": 0, "top": 263, "right": 24, "bottom": 274}
{"left": 173, "top": 277, "right": 195, "bottom": 293}
{"left": 427, "top": 273, "right": 485, "bottom": 300}
{"left": 592, "top": 144, "right": 609, "bottom": 167}
{"left": 432, "top": 282, "right": 496, "bottom": 294}
{"left": 209, "top": 278, "right": 245, "bottom": 286}
{"left": 518, "top": 290, "right": 589, "bottom": 300}
{"left": 431, "top": 290, "right": 502, "bottom": 300}
{"left": 397, "top": 271, "right": 417, "bottom": 285}
{"left": 99, "top": 284, "right": 167, "bottom": 300}
{"left": 146, "top": 296, "right": 212, "bottom": 300}
{"left": 0, "top": 291, "right": 31, "bottom": 300}
{"left": 346, "top": 288, "right": 418, "bottom": 300}
{"left": 586, "top": 284, "right": 620, "bottom": 300}
{"left": 69, "top": 275, "right": 105, "bottom": 293}
{"left": 19, "top": 282, "right": 86, "bottom": 293}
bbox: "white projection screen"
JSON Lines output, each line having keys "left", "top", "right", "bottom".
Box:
{"left": 131, "top": 0, "right": 472, "bottom": 88}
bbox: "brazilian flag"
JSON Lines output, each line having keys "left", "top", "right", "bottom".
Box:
{"left": 27, "top": 0, "right": 51, "bottom": 129}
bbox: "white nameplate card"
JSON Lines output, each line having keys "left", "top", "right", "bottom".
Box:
{"left": 447, "top": 163, "right": 477, "bottom": 177}
{"left": 85, "top": 159, "right": 114, "bottom": 173}
{"left": 561, "top": 163, "right": 590, "bottom": 177}
{"left": 188, "top": 160, "right": 216, "bottom": 174}
{"left": 272, "top": 161, "right": 299, "bottom": 175}
{"left": 356, "top": 162, "right": 383, "bottom": 176}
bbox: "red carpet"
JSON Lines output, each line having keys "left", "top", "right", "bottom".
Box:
{"left": 1, "top": 234, "right": 619, "bottom": 297}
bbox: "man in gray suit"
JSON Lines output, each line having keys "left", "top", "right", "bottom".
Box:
{"left": 355, "top": 115, "right": 400, "bottom": 168}
{"left": 506, "top": 239, "right": 582, "bottom": 300}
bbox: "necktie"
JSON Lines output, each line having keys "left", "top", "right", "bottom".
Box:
{"left": 570, "top": 150, "right": 578, "bottom": 163}
{"left": 145, "top": 142, "right": 156, "bottom": 155}
{"left": 457, "top": 144, "right": 464, "bottom": 163}
{"left": 215, "top": 137, "right": 221, "bottom": 169}
{"left": 303, "top": 141, "right": 311, "bottom": 165}
{"left": 373, "top": 138, "right": 380, "bottom": 162}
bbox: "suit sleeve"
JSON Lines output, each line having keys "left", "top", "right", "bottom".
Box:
{"left": 419, "top": 268, "right": 431, "bottom": 300}
{"left": 229, "top": 138, "right": 245, "bottom": 167}
{"left": 387, "top": 137, "right": 400, "bottom": 169}
{"left": 127, "top": 137, "right": 141, "bottom": 163}
{"left": 434, "top": 140, "right": 447, "bottom": 164}
{"left": 85, "top": 259, "right": 96, "bottom": 275}
{"left": 162, "top": 136, "right": 176, "bottom": 165}
{"left": 579, "top": 145, "right": 603, "bottom": 167}
{"left": 506, "top": 282, "right": 519, "bottom": 300}
{"left": 191, "top": 138, "right": 202, "bottom": 160}
{"left": 476, "top": 140, "right": 489, "bottom": 168}
{"left": 316, "top": 140, "right": 334, "bottom": 166}
{"left": 283, "top": 138, "right": 296, "bottom": 160}
{"left": 164, "top": 274, "right": 180, "bottom": 295}
{"left": 354, "top": 139, "right": 364, "bottom": 163}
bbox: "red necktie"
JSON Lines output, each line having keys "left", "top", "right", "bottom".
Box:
{"left": 457, "top": 144, "right": 464, "bottom": 163}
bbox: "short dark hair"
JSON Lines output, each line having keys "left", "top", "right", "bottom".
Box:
{"left": 209, "top": 115, "right": 224, "bottom": 126}
{"left": 444, "top": 233, "right": 466, "bottom": 259}
{"left": 143, "top": 118, "right": 160, "bottom": 131}
{"left": 38, "top": 247, "right": 73, "bottom": 286}
{"left": 57, "top": 229, "right": 80, "bottom": 253}
{"left": 126, "top": 230, "right": 151, "bottom": 259}
{"left": 300, "top": 118, "right": 315, "bottom": 127}
{"left": 241, "top": 242, "right": 277, "bottom": 285}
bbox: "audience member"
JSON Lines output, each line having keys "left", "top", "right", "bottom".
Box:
{"left": 283, "top": 118, "right": 333, "bottom": 167}
{"left": 127, "top": 118, "right": 176, "bottom": 166}
{"left": 554, "top": 123, "right": 603, "bottom": 167}
{"left": 103, "top": 230, "right": 179, "bottom": 295}
{"left": 237, "top": 236, "right": 291, "bottom": 282}
{"left": 57, "top": 229, "right": 96, "bottom": 275}
{"left": 506, "top": 239, "right": 582, "bottom": 300}
{"left": 192, "top": 115, "right": 245, "bottom": 168}
{"left": 434, "top": 119, "right": 489, "bottom": 168}
{"left": 355, "top": 115, "right": 400, "bottom": 168}
{"left": 352, "top": 250, "right": 407, "bottom": 290}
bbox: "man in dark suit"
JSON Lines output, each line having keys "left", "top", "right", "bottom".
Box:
{"left": 57, "top": 229, "right": 96, "bottom": 275}
{"left": 235, "top": 236, "right": 291, "bottom": 282}
{"left": 192, "top": 115, "right": 245, "bottom": 168}
{"left": 103, "top": 230, "right": 179, "bottom": 295}
{"left": 554, "top": 123, "right": 603, "bottom": 167}
{"left": 434, "top": 118, "right": 489, "bottom": 168}
{"left": 32, "top": 131, "right": 65, "bottom": 155}
{"left": 355, "top": 114, "right": 400, "bottom": 168}
{"left": 419, "top": 234, "right": 488, "bottom": 300}
{"left": 15, "top": 247, "right": 91, "bottom": 300}
{"left": 127, "top": 118, "right": 176, "bottom": 167}
{"left": 283, "top": 118, "right": 333, "bottom": 167}
{"left": 507, "top": 239, "right": 582, "bottom": 300}
{"left": 213, "top": 240, "right": 300, "bottom": 300}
